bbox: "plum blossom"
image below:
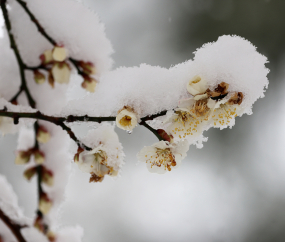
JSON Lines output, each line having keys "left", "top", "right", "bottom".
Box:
{"left": 75, "top": 124, "right": 125, "bottom": 182}
{"left": 116, "top": 106, "right": 138, "bottom": 131}
{"left": 207, "top": 92, "right": 244, "bottom": 129}
{"left": 137, "top": 140, "right": 189, "bottom": 174}
{"left": 186, "top": 75, "right": 208, "bottom": 96}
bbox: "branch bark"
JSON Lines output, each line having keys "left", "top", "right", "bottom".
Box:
{"left": 0, "top": 208, "right": 27, "bottom": 242}
{"left": 1, "top": 0, "right": 36, "bottom": 108}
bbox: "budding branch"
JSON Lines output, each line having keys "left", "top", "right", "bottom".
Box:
{"left": 0, "top": 0, "right": 168, "bottom": 239}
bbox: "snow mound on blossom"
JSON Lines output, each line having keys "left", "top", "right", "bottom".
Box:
{"left": 62, "top": 35, "right": 268, "bottom": 118}
{"left": 8, "top": 0, "right": 113, "bottom": 74}
{"left": 80, "top": 123, "right": 125, "bottom": 173}
{"left": 192, "top": 35, "right": 269, "bottom": 115}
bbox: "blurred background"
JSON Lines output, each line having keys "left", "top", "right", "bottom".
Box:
{"left": 1, "top": 0, "right": 285, "bottom": 241}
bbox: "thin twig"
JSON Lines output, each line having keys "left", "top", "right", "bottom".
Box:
{"left": 0, "top": 109, "right": 168, "bottom": 142}
{"left": 140, "top": 121, "right": 163, "bottom": 141}
{"left": 0, "top": 208, "right": 27, "bottom": 242}
{"left": 15, "top": 0, "right": 85, "bottom": 76}
{"left": 15, "top": 0, "right": 56, "bottom": 45}
{"left": 1, "top": 0, "right": 36, "bottom": 108}
{"left": 9, "top": 88, "right": 23, "bottom": 104}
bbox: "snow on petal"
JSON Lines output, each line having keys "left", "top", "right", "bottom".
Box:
{"left": 76, "top": 124, "right": 125, "bottom": 181}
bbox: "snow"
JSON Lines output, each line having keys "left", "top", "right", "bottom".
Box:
{"left": 62, "top": 35, "right": 268, "bottom": 121}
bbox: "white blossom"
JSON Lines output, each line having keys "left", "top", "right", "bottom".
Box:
{"left": 186, "top": 75, "right": 208, "bottom": 96}
{"left": 76, "top": 124, "right": 125, "bottom": 182}
{"left": 137, "top": 140, "right": 189, "bottom": 174}
{"left": 207, "top": 97, "right": 243, "bottom": 129}
{"left": 116, "top": 106, "right": 138, "bottom": 131}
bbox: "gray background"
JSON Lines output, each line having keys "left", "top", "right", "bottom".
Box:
{"left": 1, "top": 0, "right": 285, "bottom": 241}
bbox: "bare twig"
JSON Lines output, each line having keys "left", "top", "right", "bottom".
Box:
{"left": 0, "top": 208, "right": 27, "bottom": 242}
{"left": 0, "top": 109, "right": 168, "bottom": 142}
{"left": 1, "top": 0, "right": 36, "bottom": 108}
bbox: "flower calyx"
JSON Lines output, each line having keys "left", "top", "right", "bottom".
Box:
{"left": 34, "top": 215, "right": 46, "bottom": 233}
{"left": 33, "top": 70, "right": 46, "bottom": 84}
{"left": 15, "top": 150, "right": 32, "bottom": 165}
{"left": 41, "top": 166, "right": 54, "bottom": 186}
{"left": 24, "top": 166, "right": 37, "bottom": 180}
{"left": 78, "top": 61, "right": 96, "bottom": 75}
{"left": 74, "top": 147, "right": 84, "bottom": 163}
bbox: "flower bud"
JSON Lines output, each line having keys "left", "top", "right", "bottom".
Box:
{"left": 157, "top": 129, "right": 173, "bottom": 143}
{"left": 74, "top": 147, "right": 84, "bottom": 163}
{"left": 39, "top": 192, "right": 52, "bottom": 215}
{"left": 24, "top": 166, "right": 37, "bottom": 181}
{"left": 52, "top": 46, "right": 67, "bottom": 62}
{"left": 48, "top": 70, "right": 55, "bottom": 88}
{"left": 40, "top": 50, "right": 53, "bottom": 65}
{"left": 42, "top": 167, "right": 54, "bottom": 186}
{"left": 33, "top": 70, "right": 45, "bottom": 84}
{"left": 187, "top": 75, "right": 207, "bottom": 96}
{"left": 78, "top": 61, "right": 96, "bottom": 75}
{"left": 34, "top": 215, "right": 45, "bottom": 233}
{"left": 37, "top": 126, "right": 51, "bottom": 144}
{"left": 51, "top": 62, "right": 71, "bottom": 84}
{"left": 34, "top": 150, "right": 45, "bottom": 164}
{"left": 47, "top": 231, "right": 56, "bottom": 242}
{"left": 15, "top": 150, "right": 32, "bottom": 165}
{"left": 116, "top": 106, "right": 138, "bottom": 131}
{"left": 81, "top": 75, "right": 97, "bottom": 93}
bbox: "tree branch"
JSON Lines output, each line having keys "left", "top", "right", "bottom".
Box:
{"left": 1, "top": 0, "right": 35, "bottom": 108}
{"left": 0, "top": 109, "right": 169, "bottom": 142}
{"left": 15, "top": 0, "right": 56, "bottom": 46}
{"left": 0, "top": 208, "right": 27, "bottom": 242}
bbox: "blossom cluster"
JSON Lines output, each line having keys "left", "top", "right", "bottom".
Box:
{"left": 0, "top": 0, "right": 269, "bottom": 241}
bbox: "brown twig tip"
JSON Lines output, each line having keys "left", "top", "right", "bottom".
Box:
{"left": 0, "top": 208, "right": 28, "bottom": 242}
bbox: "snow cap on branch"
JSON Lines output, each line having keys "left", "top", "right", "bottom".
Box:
{"left": 62, "top": 35, "right": 268, "bottom": 127}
